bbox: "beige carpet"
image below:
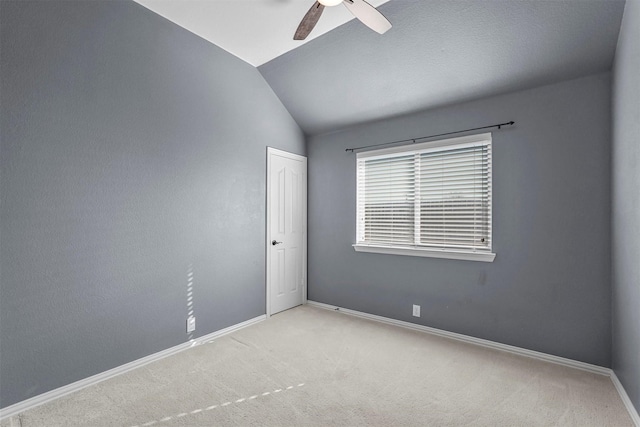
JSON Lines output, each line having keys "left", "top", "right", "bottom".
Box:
{"left": 1, "top": 305, "right": 633, "bottom": 426}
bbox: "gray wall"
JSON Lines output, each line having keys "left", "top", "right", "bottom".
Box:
{"left": 612, "top": 0, "right": 640, "bottom": 413}
{"left": 0, "top": 0, "right": 304, "bottom": 408}
{"left": 258, "top": 0, "right": 624, "bottom": 135}
{"left": 307, "top": 73, "right": 612, "bottom": 366}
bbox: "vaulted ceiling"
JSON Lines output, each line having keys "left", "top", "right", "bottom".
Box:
{"left": 134, "top": 0, "right": 392, "bottom": 66}
{"left": 134, "top": 0, "right": 625, "bottom": 135}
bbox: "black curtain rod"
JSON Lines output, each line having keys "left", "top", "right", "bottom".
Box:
{"left": 345, "top": 121, "right": 515, "bottom": 153}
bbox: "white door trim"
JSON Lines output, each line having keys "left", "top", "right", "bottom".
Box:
{"left": 266, "top": 147, "right": 307, "bottom": 318}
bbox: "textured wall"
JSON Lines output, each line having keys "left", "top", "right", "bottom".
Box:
{"left": 612, "top": 0, "right": 640, "bottom": 413}
{"left": 0, "top": 0, "right": 304, "bottom": 408}
{"left": 307, "top": 74, "right": 612, "bottom": 366}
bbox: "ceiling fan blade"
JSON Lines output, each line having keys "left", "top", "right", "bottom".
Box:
{"left": 342, "top": 0, "right": 392, "bottom": 34}
{"left": 294, "top": 2, "right": 325, "bottom": 40}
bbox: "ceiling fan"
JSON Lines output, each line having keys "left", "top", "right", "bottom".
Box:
{"left": 294, "top": 0, "right": 392, "bottom": 40}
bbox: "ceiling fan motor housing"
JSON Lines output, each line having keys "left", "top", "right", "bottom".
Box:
{"left": 318, "top": 0, "right": 343, "bottom": 6}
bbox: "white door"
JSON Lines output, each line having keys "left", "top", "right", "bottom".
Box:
{"left": 267, "top": 148, "right": 307, "bottom": 316}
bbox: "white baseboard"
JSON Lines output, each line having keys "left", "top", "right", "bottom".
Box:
{"left": 611, "top": 371, "right": 640, "bottom": 426}
{"left": 0, "top": 315, "right": 266, "bottom": 420}
{"left": 306, "top": 300, "right": 608, "bottom": 374}
{"left": 306, "top": 300, "right": 639, "bottom": 425}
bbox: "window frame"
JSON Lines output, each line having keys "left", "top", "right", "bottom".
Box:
{"left": 353, "top": 132, "right": 496, "bottom": 262}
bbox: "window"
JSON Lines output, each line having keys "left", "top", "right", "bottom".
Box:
{"left": 354, "top": 133, "right": 495, "bottom": 262}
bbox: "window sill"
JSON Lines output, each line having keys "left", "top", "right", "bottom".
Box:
{"left": 352, "top": 244, "right": 496, "bottom": 262}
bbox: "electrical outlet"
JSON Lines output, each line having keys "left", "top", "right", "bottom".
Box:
{"left": 412, "top": 304, "right": 421, "bottom": 317}
{"left": 186, "top": 316, "right": 196, "bottom": 333}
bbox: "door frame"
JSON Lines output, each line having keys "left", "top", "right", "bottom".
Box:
{"left": 266, "top": 147, "right": 307, "bottom": 318}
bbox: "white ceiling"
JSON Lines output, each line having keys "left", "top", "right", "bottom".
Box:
{"left": 133, "top": 0, "right": 391, "bottom": 66}
{"left": 132, "top": 0, "right": 625, "bottom": 135}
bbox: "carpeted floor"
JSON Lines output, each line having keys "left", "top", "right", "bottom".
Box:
{"left": 1, "top": 305, "right": 633, "bottom": 426}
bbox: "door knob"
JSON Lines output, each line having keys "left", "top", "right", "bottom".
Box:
{"left": 272, "top": 240, "right": 283, "bottom": 246}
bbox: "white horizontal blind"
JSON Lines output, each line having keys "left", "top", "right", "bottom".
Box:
{"left": 419, "top": 144, "right": 491, "bottom": 251}
{"left": 357, "top": 153, "right": 416, "bottom": 247}
{"left": 356, "top": 134, "right": 492, "bottom": 254}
